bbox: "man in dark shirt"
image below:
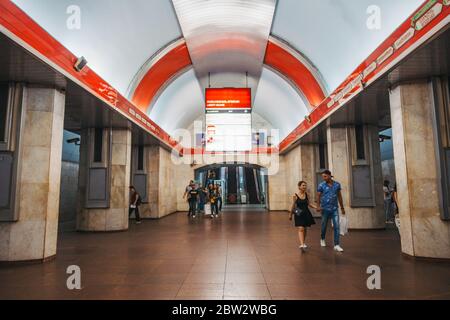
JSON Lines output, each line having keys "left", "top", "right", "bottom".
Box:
{"left": 187, "top": 182, "right": 199, "bottom": 218}
{"left": 317, "top": 170, "right": 345, "bottom": 252}
{"left": 129, "top": 186, "right": 142, "bottom": 224}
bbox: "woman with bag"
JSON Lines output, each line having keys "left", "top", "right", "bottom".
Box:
{"left": 290, "top": 181, "right": 318, "bottom": 250}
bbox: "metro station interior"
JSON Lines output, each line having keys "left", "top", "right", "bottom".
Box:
{"left": 0, "top": 0, "right": 449, "bottom": 300}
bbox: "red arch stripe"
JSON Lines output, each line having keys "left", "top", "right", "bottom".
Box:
{"left": 130, "top": 39, "right": 326, "bottom": 113}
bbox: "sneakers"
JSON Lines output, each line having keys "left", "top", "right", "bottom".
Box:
{"left": 334, "top": 245, "right": 344, "bottom": 252}
{"left": 299, "top": 244, "right": 308, "bottom": 250}
{"left": 192, "top": 215, "right": 196, "bottom": 218}
{"left": 320, "top": 239, "right": 326, "bottom": 247}
{"left": 135, "top": 220, "right": 142, "bottom": 224}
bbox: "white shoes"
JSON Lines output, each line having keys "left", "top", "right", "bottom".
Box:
{"left": 320, "top": 239, "right": 326, "bottom": 247}
{"left": 299, "top": 244, "right": 308, "bottom": 249}
{"left": 334, "top": 245, "right": 344, "bottom": 252}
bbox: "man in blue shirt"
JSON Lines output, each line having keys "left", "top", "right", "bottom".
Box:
{"left": 317, "top": 170, "right": 345, "bottom": 252}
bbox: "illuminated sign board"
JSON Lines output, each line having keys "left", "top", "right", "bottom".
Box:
{"left": 205, "top": 88, "right": 251, "bottom": 110}
{"left": 205, "top": 88, "right": 252, "bottom": 152}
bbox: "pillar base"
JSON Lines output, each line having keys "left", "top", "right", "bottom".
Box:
{"left": 0, "top": 254, "right": 56, "bottom": 266}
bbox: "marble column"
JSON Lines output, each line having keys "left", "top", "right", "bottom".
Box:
{"left": 139, "top": 146, "right": 178, "bottom": 219}
{"left": 77, "top": 128, "right": 131, "bottom": 231}
{"left": 284, "top": 144, "right": 317, "bottom": 207}
{"left": 0, "top": 87, "right": 65, "bottom": 262}
{"left": 327, "top": 125, "right": 385, "bottom": 229}
{"left": 390, "top": 81, "right": 450, "bottom": 259}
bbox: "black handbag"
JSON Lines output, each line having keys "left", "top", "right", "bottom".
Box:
{"left": 292, "top": 193, "right": 305, "bottom": 216}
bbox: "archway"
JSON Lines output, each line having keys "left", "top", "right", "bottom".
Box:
{"left": 194, "top": 163, "right": 269, "bottom": 210}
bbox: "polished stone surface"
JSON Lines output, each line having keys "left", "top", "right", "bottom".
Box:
{"left": 77, "top": 129, "right": 131, "bottom": 232}
{"left": 0, "top": 87, "right": 65, "bottom": 261}
{"left": 0, "top": 210, "right": 449, "bottom": 300}
{"left": 390, "top": 82, "right": 450, "bottom": 258}
{"left": 327, "top": 125, "right": 385, "bottom": 229}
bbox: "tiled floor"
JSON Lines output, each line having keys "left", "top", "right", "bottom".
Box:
{"left": 1, "top": 210, "right": 449, "bottom": 300}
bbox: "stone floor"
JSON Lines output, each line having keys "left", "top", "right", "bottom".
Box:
{"left": 0, "top": 209, "right": 449, "bottom": 300}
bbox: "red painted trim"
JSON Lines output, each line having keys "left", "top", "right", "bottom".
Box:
{"left": 129, "top": 40, "right": 326, "bottom": 113}
{"left": 264, "top": 41, "right": 326, "bottom": 107}
{"left": 0, "top": 0, "right": 182, "bottom": 153}
{"left": 131, "top": 42, "right": 192, "bottom": 111}
{"left": 279, "top": 0, "right": 450, "bottom": 152}
{"left": 3, "top": 0, "right": 447, "bottom": 157}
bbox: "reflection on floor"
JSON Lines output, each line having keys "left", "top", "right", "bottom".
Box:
{"left": 1, "top": 210, "right": 449, "bottom": 300}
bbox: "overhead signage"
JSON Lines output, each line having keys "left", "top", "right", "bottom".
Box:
{"left": 205, "top": 88, "right": 251, "bottom": 110}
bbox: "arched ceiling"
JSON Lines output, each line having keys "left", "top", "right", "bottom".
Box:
{"left": 12, "top": 0, "right": 182, "bottom": 94}
{"left": 150, "top": 66, "right": 309, "bottom": 142}
{"left": 272, "top": 0, "right": 424, "bottom": 92}
{"left": 128, "top": 36, "right": 327, "bottom": 115}
{"left": 12, "top": 0, "right": 426, "bottom": 143}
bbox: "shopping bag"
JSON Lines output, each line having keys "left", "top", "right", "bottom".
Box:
{"left": 339, "top": 215, "right": 348, "bottom": 236}
{"left": 204, "top": 203, "right": 212, "bottom": 216}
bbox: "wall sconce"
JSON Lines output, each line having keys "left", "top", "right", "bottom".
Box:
{"left": 305, "top": 115, "right": 312, "bottom": 123}
{"left": 74, "top": 56, "right": 88, "bottom": 72}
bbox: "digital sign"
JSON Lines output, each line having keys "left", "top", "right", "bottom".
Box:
{"left": 205, "top": 88, "right": 251, "bottom": 110}
{"left": 205, "top": 112, "right": 252, "bottom": 152}
{"left": 205, "top": 88, "right": 252, "bottom": 152}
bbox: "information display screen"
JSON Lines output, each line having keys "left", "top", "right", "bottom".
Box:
{"left": 205, "top": 111, "right": 252, "bottom": 152}
{"left": 205, "top": 88, "right": 252, "bottom": 152}
{"left": 205, "top": 88, "right": 251, "bottom": 110}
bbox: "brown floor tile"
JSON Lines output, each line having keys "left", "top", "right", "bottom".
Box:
{"left": 1, "top": 210, "right": 449, "bottom": 300}
{"left": 224, "top": 283, "right": 271, "bottom": 298}
{"left": 184, "top": 272, "right": 225, "bottom": 284}
{"left": 225, "top": 272, "right": 266, "bottom": 284}
{"left": 177, "top": 283, "right": 224, "bottom": 298}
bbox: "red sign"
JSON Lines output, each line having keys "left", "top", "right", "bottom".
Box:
{"left": 205, "top": 88, "right": 251, "bottom": 109}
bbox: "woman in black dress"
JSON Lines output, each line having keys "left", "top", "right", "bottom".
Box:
{"left": 290, "top": 181, "right": 318, "bottom": 250}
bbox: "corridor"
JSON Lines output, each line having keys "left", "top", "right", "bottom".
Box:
{"left": 1, "top": 0, "right": 450, "bottom": 305}
{"left": 1, "top": 210, "right": 449, "bottom": 300}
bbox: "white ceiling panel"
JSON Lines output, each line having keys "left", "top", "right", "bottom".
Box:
{"left": 150, "top": 66, "right": 308, "bottom": 142}
{"left": 172, "top": 0, "right": 277, "bottom": 100}
{"left": 272, "top": 0, "right": 424, "bottom": 92}
{"left": 12, "top": 0, "right": 182, "bottom": 95}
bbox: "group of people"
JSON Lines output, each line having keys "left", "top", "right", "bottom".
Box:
{"left": 290, "top": 169, "right": 345, "bottom": 253}
{"left": 183, "top": 180, "right": 223, "bottom": 219}
{"left": 130, "top": 169, "right": 400, "bottom": 252}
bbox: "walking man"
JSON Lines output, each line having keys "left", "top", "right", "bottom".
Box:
{"left": 185, "top": 181, "right": 199, "bottom": 218}
{"left": 316, "top": 170, "right": 345, "bottom": 252}
{"left": 129, "top": 186, "right": 142, "bottom": 224}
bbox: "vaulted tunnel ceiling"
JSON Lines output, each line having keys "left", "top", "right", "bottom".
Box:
{"left": 12, "top": 0, "right": 425, "bottom": 143}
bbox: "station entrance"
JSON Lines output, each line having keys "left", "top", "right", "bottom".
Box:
{"left": 195, "top": 164, "right": 268, "bottom": 209}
